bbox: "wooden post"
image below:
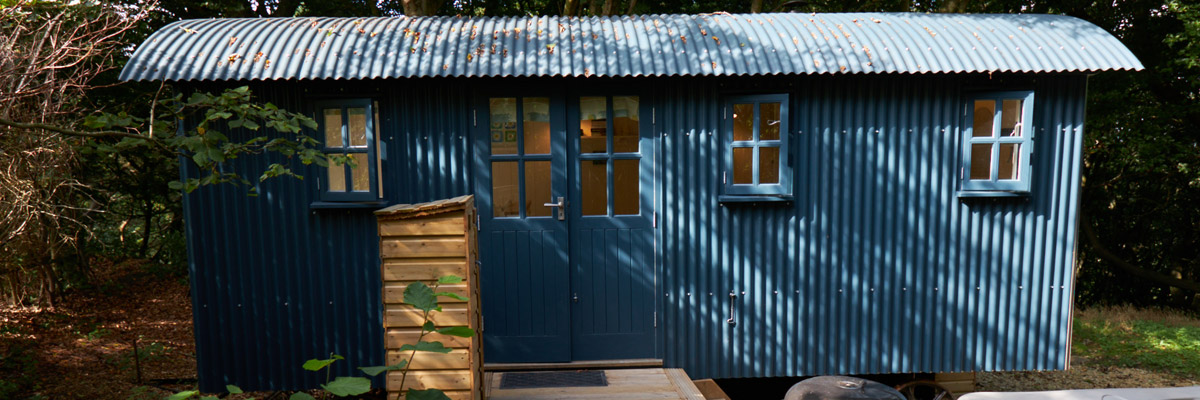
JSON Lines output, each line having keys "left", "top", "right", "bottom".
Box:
{"left": 376, "top": 195, "right": 482, "bottom": 400}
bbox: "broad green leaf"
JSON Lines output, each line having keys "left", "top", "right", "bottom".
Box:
{"left": 200, "top": 396, "right": 219, "bottom": 400}
{"left": 434, "top": 292, "right": 469, "bottom": 302}
{"left": 399, "top": 341, "right": 452, "bottom": 354}
{"left": 226, "top": 385, "right": 243, "bottom": 394}
{"left": 403, "top": 281, "right": 438, "bottom": 312}
{"left": 406, "top": 389, "right": 453, "bottom": 400}
{"left": 436, "top": 326, "right": 476, "bottom": 338}
{"left": 358, "top": 360, "right": 407, "bottom": 376}
{"left": 167, "top": 390, "right": 198, "bottom": 400}
{"left": 438, "top": 275, "right": 464, "bottom": 284}
{"left": 301, "top": 354, "right": 343, "bottom": 371}
{"left": 289, "top": 392, "right": 316, "bottom": 400}
{"left": 422, "top": 321, "right": 436, "bottom": 332}
{"left": 168, "top": 181, "right": 184, "bottom": 190}
{"left": 243, "top": 120, "right": 260, "bottom": 130}
{"left": 320, "top": 376, "right": 371, "bottom": 397}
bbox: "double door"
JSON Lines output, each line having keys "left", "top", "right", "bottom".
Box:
{"left": 474, "top": 90, "right": 656, "bottom": 362}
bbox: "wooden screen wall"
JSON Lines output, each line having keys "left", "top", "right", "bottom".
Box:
{"left": 377, "top": 196, "right": 482, "bottom": 400}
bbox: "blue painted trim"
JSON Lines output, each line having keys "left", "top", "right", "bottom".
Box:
{"left": 961, "top": 90, "right": 1035, "bottom": 193}
{"left": 308, "top": 201, "right": 389, "bottom": 209}
{"left": 956, "top": 191, "right": 1031, "bottom": 198}
{"left": 718, "top": 195, "right": 794, "bottom": 203}
{"left": 722, "top": 93, "right": 791, "bottom": 196}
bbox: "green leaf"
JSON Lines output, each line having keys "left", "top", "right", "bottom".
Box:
{"left": 403, "top": 281, "right": 438, "bottom": 312}
{"left": 406, "top": 389, "right": 453, "bottom": 400}
{"left": 320, "top": 376, "right": 371, "bottom": 397}
{"left": 301, "top": 354, "right": 343, "bottom": 371}
{"left": 399, "top": 341, "right": 452, "bottom": 354}
{"left": 168, "top": 181, "right": 184, "bottom": 190}
{"left": 438, "top": 275, "right": 464, "bottom": 284}
{"left": 434, "top": 292, "right": 469, "bottom": 302}
{"left": 200, "top": 396, "right": 219, "bottom": 400}
{"left": 167, "top": 390, "right": 198, "bottom": 400}
{"left": 422, "top": 321, "right": 436, "bottom": 332}
{"left": 358, "top": 360, "right": 407, "bottom": 376}
{"left": 289, "top": 392, "right": 316, "bottom": 400}
{"left": 226, "top": 385, "right": 243, "bottom": 394}
{"left": 435, "top": 326, "right": 476, "bottom": 338}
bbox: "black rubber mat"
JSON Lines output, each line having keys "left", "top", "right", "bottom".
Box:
{"left": 499, "top": 370, "right": 608, "bottom": 389}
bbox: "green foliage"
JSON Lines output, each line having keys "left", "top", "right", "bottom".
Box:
{"left": 320, "top": 377, "right": 371, "bottom": 397}
{"left": 1074, "top": 312, "right": 1200, "bottom": 378}
{"left": 302, "top": 354, "right": 345, "bottom": 372}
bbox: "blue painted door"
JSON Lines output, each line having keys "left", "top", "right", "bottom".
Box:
{"left": 476, "top": 91, "right": 656, "bottom": 363}
{"left": 475, "top": 95, "right": 572, "bottom": 362}
{"left": 568, "top": 94, "right": 656, "bottom": 360}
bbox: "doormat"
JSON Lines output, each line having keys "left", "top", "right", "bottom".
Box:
{"left": 499, "top": 370, "right": 608, "bottom": 389}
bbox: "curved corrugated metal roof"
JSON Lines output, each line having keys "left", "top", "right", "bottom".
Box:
{"left": 120, "top": 12, "right": 1143, "bottom": 81}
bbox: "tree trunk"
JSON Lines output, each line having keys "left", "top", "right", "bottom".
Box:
{"left": 625, "top": 0, "right": 637, "bottom": 14}
{"left": 751, "top": 0, "right": 763, "bottom": 13}
{"left": 1081, "top": 213, "right": 1200, "bottom": 292}
{"left": 564, "top": 0, "right": 580, "bottom": 16}
{"left": 601, "top": 0, "right": 617, "bottom": 15}
{"left": 401, "top": 0, "right": 444, "bottom": 16}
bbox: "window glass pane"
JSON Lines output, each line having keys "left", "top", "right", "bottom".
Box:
{"left": 760, "top": 102, "right": 781, "bottom": 141}
{"left": 614, "top": 159, "right": 639, "bottom": 215}
{"left": 970, "top": 144, "right": 992, "bottom": 180}
{"left": 348, "top": 107, "right": 367, "bottom": 147}
{"left": 350, "top": 153, "right": 370, "bottom": 192}
{"left": 374, "top": 101, "right": 383, "bottom": 198}
{"left": 580, "top": 160, "right": 607, "bottom": 215}
{"left": 523, "top": 97, "right": 551, "bottom": 155}
{"left": 614, "top": 96, "right": 639, "bottom": 153}
{"left": 489, "top": 98, "right": 518, "bottom": 155}
{"left": 328, "top": 164, "right": 346, "bottom": 192}
{"left": 525, "top": 161, "right": 552, "bottom": 217}
{"left": 492, "top": 161, "right": 519, "bottom": 217}
{"left": 760, "top": 147, "right": 779, "bottom": 184}
{"left": 732, "top": 104, "right": 753, "bottom": 142}
{"left": 732, "top": 147, "right": 753, "bottom": 184}
{"left": 972, "top": 100, "right": 995, "bottom": 137}
{"left": 323, "top": 109, "right": 343, "bottom": 147}
{"left": 998, "top": 143, "right": 1020, "bottom": 180}
{"left": 580, "top": 96, "right": 607, "bottom": 154}
{"left": 1001, "top": 99, "right": 1023, "bottom": 137}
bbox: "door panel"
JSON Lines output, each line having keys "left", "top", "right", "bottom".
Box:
{"left": 568, "top": 94, "right": 656, "bottom": 360}
{"left": 476, "top": 94, "right": 570, "bottom": 363}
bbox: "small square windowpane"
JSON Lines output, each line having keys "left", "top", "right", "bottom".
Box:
{"left": 760, "top": 103, "right": 781, "bottom": 141}
{"left": 525, "top": 161, "right": 552, "bottom": 217}
{"left": 523, "top": 98, "right": 551, "bottom": 155}
{"left": 328, "top": 164, "right": 346, "bottom": 192}
{"left": 490, "top": 98, "right": 518, "bottom": 155}
{"left": 732, "top": 147, "right": 753, "bottom": 184}
{"left": 998, "top": 144, "right": 1020, "bottom": 180}
{"left": 580, "top": 96, "right": 608, "bottom": 154}
{"left": 580, "top": 160, "right": 608, "bottom": 215}
{"left": 348, "top": 108, "right": 367, "bottom": 147}
{"left": 970, "top": 144, "right": 992, "bottom": 180}
{"left": 350, "top": 153, "right": 370, "bottom": 192}
{"left": 733, "top": 104, "right": 754, "bottom": 142}
{"left": 759, "top": 147, "right": 779, "bottom": 184}
{"left": 323, "top": 109, "right": 342, "bottom": 147}
{"left": 614, "top": 159, "right": 639, "bottom": 215}
{"left": 492, "top": 161, "right": 519, "bottom": 217}
{"left": 1001, "top": 99, "right": 1023, "bottom": 137}
{"left": 973, "top": 100, "right": 995, "bottom": 137}
{"left": 613, "top": 96, "right": 639, "bottom": 153}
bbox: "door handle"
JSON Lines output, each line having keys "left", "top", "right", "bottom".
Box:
{"left": 726, "top": 292, "right": 738, "bottom": 326}
{"left": 543, "top": 196, "right": 565, "bottom": 221}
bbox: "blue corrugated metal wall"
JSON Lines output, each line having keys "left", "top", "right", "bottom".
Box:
{"left": 182, "top": 80, "right": 473, "bottom": 392}
{"left": 182, "top": 73, "right": 1085, "bottom": 391}
{"left": 657, "top": 74, "right": 1086, "bottom": 378}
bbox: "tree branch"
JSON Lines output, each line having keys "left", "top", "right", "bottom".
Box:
{"left": 1081, "top": 211, "right": 1200, "bottom": 292}
{"left": 0, "top": 117, "right": 148, "bottom": 141}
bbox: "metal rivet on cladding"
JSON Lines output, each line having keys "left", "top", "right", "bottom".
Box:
{"left": 741, "top": 291, "right": 745, "bottom": 295}
{"left": 977, "top": 286, "right": 981, "bottom": 290}
{"left": 687, "top": 292, "right": 690, "bottom": 296}
{"left": 935, "top": 287, "right": 939, "bottom": 291}
{"left": 774, "top": 290, "right": 778, "bottom": 294}
{"left": 838, "top": 289, "right": 843, "bottom": 293}
{"left": 870, "top": 288, "right": 874, "bottom": 292}
{"left": 1019, "top": 286, "right": 1024, "bottom": 290}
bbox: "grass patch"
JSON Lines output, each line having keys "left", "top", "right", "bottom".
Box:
{"left": 1074, "top": 306, "right": 1200, "bottom": 379}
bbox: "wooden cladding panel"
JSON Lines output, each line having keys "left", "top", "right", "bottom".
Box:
{"left": 381, "top": 237, "right": 466, "bottom": 258}
{"left": 382, "top": 260, "right": 468, "bottom": 281}
{"left": 387, "top": 329, "right": 472, "bottom": 349}
{"left": 384, "top": 284, "right": 469, "bottom": 304}
{"left": 378, "top": 212, "right": 466, "bottom": 236}
{"left": 387, "top": 349, "right": 471, "bottom": 370}
{"left": 378, "top": 197, "right": 479, "bottom": 400}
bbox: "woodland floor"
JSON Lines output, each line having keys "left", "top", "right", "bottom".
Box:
{"left": 2, "top": 262, "right": 1199, "bottom": 399}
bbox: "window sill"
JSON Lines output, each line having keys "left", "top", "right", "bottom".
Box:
{"left": 957, "top": 191, "right": 1030, "bottom": 199}
{"left": 309, "top": 201, "right": 390, "bottom": 210}
{"left": 719, "top": 195, "right": 794, "bottom": 204}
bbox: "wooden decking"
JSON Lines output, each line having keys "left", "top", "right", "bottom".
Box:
{"left": 485, "top": 368, "right": 706, "bottom": 400}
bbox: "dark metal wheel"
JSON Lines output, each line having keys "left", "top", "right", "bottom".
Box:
{"left": 894, "top": 380, "right": 955, "bottom": 400}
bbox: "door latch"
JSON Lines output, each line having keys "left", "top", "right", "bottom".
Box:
{"left": 543, "top": 196, "right": 565, "bottom": 221}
